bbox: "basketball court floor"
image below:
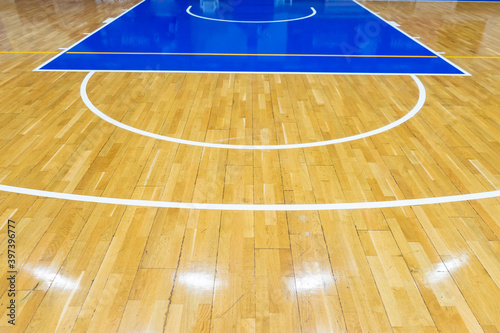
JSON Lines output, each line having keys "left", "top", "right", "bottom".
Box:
{"left": 0, "top": 0, "right": 499, "bottom": 331}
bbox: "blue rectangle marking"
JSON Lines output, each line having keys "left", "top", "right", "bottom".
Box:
{"left": 38, "top": 0, "right": 468, "bottom": 75}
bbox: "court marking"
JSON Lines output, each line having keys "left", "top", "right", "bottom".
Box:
{"left": 0, "top": 184, "right": 497, "bottom": 211}
{"left": 2, "top": 51, "right": 499, "bottom": 59}
{"left": 65, "top": 51, "right": 438, "bottom": 58}
{"left": 4, "top": 2, "right": 494, "bottom": 212}
{"left": 82, "top": 72, "right": 426, "bottom": 150}
{"left": 32, "top": 0, "right": 469, "bottom": 75}
{"left": 353, "top": 0, "right": 470, "bottom": 76}
{"left": 0, "top": 51, "right": 58, "bottom": 54}
{"left": 186, "top": 5, "right": 317, "bottom": 23}
{"left": 33, "top": 0, "right": 147, "bottom": 71}
{"left": 447, "top": 56, "right": 500, "bottom": 59}
{"left": 39, "top": 69, "right": 467, "bottom": 75}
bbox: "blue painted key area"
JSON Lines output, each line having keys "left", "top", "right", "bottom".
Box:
{"left": 39, "top": 0, "right": 467, "bottom": 75}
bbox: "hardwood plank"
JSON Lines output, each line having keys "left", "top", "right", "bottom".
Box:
{"left": 0, "top": 0, "right": 499, "bottom": 331}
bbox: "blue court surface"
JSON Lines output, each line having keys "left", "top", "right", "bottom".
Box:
{"left": 37, "top": 0, "right": 468, "bottom": 75}
{"left": 373, "top": 0, "right": 499, "bottom": 2}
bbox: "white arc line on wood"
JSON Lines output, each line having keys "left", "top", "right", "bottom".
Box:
{"left": 0, "top": 184, "right": 498, "bottom": 211}
{"left": 81, "top": 72, "right": 426, "bottom": 150}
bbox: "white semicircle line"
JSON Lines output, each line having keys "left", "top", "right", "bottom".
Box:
{"left": 0, "top": 184, "right": 498, "bottom": 211}
{"left": 81, "top": 72, "right": 426, "bottom": 150}
{"left": 186, "top": 6, "right": 317, "bottom": 23}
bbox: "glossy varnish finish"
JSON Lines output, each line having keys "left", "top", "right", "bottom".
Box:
{"left": 0, "top": 0, "right": 499, "bottom": 332}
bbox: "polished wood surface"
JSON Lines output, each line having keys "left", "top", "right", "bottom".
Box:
{"left": 0, "top": 0, "right": 499, "bottom": 331}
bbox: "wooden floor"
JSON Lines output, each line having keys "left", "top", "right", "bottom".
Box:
{"left": 1, "top": 0, "right": 500, "bottom": 331}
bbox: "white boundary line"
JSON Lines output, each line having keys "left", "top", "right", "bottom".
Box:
{"left": 186, "top": 6, "right": 316, "bottom": 23}
{"left": 33, "top": 0, "right": 146, "bottom": 72}
{"left": 0, "top": 184, "right": 498, "bottom": 210}
{"left": 353, "top": 0, "right": 471, "bottom": 76}
{"left": 36, "top": 69, "right": 469, "bottom": 76}
{"left": 82, "top": 72, "right": 426, "bottom": 149}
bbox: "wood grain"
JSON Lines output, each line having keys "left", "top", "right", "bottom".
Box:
{"left": 0, "top": 0, "right": 499, "bottom": 331}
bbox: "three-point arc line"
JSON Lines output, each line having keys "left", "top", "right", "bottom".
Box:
{"left": 0, "top": 72, "right": 498, "bottom": 209}
{"left": 81, "top": 72, "right": 426, "bottom": 149}
{"left": 0, "top": 184, "right": 498, "bottom": 211}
